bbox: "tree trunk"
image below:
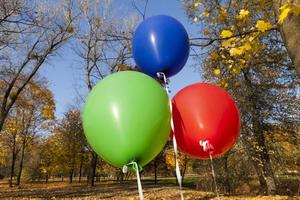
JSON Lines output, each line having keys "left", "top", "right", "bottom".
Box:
{"left": 16, "top": 137, "right": 26, "bottom": 186}
{"left": 87, "top": 151, "right": 97, "bottom": 186}
{"left": 243, "top": 71, "right": 277, "bottom": 195}
{"left": 45, "top": 174, "right": 49, "bottom": 183}
{"left": 9, "top": 134, "right": 17, "bottom": 187}
{"left": 69, "top": 169, "right": 74, "bottom": 183}
{"left": 277, "top": 0, "right": 300, "bottom": 75}
{"left": 242, "top": 137, "right": 268, "bottom": 194}
{"left": 181, "top": 155, "right": 188, "bottom": 183}
{"left": 223, "top": 154, "right": 231, "bottom": 194}
{"left": 252, "top": 111, "right": 277, "bottom": 195}
{"left": 78, "top": 154, "right": 84, "bottom": 183}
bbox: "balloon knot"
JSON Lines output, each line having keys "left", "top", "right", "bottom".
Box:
{"left": 156, "top": 72, "right": 171, "bottom": 93}
{"left": 199, "top": 140, "right": 214, "bottom": 154}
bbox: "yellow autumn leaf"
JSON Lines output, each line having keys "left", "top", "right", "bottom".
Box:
{"left": 279, "top": 7, "right": 291, "bottom": 24}
{"left": 219, "top": 8, "right": 228, "bottom": 22}
{"left": 210, "top": 52, "right": 219, "bottom": 60}
{"left": 279, "top": 3, "right": 300, "bottom": 24}
{"left": 194, "top": 2, "right": 200, "bottom": 7}
{"left": 232, "top": 67, "right": 241, "bottom": 74}
{"left": 255, "top": 20, "right": 272, "bottom": 32}
{"left": 242, "top": 42, "right": 252, "bottom": 51}
{"left": 214, "top": 69, "right": 221, "bottom": 75}
{"left": 200, "top": 12, "right": 209, "bottom": 17}
{"left": 221, "top": 40, "right": 232, "bottom": 48}
{"left": 220, "top": 30, "right": 233, "bottom": 38}
{"left": 229, "top": 47, "right": 244, "bottom": 56}
{"left": 248, "top": 36, "right": 255, "bottom": 42}
{"left": 238, "top": 9, "right": 250, "bottom": 19}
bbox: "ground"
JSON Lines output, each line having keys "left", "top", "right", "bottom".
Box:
{"left": 0, "top": 178, "right": 299, "bottom": 199}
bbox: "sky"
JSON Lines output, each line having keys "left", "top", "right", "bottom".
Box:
{"left": 40, "top": 0, "right": 202, "bottom": 119}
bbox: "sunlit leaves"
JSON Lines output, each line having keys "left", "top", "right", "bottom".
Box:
{"left": 200, "top": 12, "right": 209, "bottom": 17}
{"left": 255, "top": 20, "right": 272, "bottom": 32}
{"left": 238, "top": 9, "right": 250, "bottom": 19}
{"left": 220, "top": 30, "right": 233, "bottom": 38}
{"left": 279, "top": 2, "right": 300, "bottom": 24}
{"left": 214, "top": 69, "right": 221, "bottom": 75}
{"left": 229, "top": 47, "right": 244, "bottom": 56}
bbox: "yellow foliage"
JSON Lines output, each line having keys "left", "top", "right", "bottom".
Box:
{"left": 279, "top": 7, "right": 292, "bottom": 24}
{"left": 200, "top": 12, "right": 209, "bottom": 17}
{"left": 279, "top": 2, "right": 300, "bottom": 24}
{"left": 242, "top": 42, "right": 252, "bottom": 51}
{"left": 229, "top": 47, "right": 244, "bottom": 56}
{"left": 219, "top": 7, "right": 228, "bottom": 22}
{"left": 214, "top": 69, "right": 221, "bottom": 75}
{"left": 221, "top": 39, "right": 233, "bottom": 48}
{"left": 255, "top": 20, "right": 272, "bottom": 32}
{"left": 194, "top": 2, "right": 200, "bottom": 7}
{"left": 238, "top": 9, "right": 250, "bottom": 19}
{"left": 210, "top": 52, "right": 219, "bottom": 60}
{"left": 220, "top": 30, "right": 233, "bottom": 38}
{"left": 165, "top": 148, "right": 186, "bottom": 170}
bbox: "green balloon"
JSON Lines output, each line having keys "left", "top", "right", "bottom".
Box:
{"left": 82, "top": 71, "right": 171, "bottom": 168}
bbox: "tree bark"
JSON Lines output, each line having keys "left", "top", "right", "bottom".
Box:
{"left": 252, "top": 108, "right": 277, "bottom": 195}
{"left": 9, "top": 134, "right": 17, "bottom": 187}
{"left": 276, "top": 0, "right": 300, "bottom": 75}
{"left": 16, "top": 138, "right": 26, "bottom": 186}
{"left": 223, "top": 154, "right": 231, "bottom": 194}
{"left": 69, "top": 169, "right": 74, "bottom": 183}
{"left": 78, "top": 154, "right": 84, "bottom": 183}
{"left": 87, "top": 151, "right": 97, "bottom": 186}
{"left": 242, "top": 71, "right": 277, "bottom": 195}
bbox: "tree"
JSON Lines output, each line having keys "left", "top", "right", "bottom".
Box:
{"left": 0, "top": 0, "right": 74, "bottom": 133}
{"left": 1, "top": 78, "right": 55, "bottom": 186}
{"left": 182, "top": 0, "right": 300, "bottom": 194}
{"left": 57, "top": 109, "right": 86, "bottom": 183}
{"left": 165, "top": 146, "right": 191, "bottom": 183}
{"left": 73, "top": 0, "right": 137, "bottom": 186}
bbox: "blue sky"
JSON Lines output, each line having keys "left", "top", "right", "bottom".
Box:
{"left": 40, "top": 0, "right": 202, "bottom": 119}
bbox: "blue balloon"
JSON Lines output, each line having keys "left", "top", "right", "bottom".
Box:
{"left": 132, "top": 15, "right": 190, "bottom": 78}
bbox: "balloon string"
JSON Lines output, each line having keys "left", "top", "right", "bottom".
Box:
{"left": 209, "top": 153, "right": 220, "bottom": 200}
{"left": 173, "top": 135, "right": 184, "bottom": 200}
{"left": 157, "top": 72, "right": 184, "bottom": 200}
{"left": 125, "top": 162, "right": 144, "bottom": 200}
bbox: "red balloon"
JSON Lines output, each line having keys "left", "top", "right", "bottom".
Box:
{"left": 172, "top": 83, "right": 240, "bottom": 159}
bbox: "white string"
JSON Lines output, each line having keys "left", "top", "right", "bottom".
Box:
{"left": 199, "top": 140, "right": 220, "bottom": 200}
{"left": 134, "top": 162, "right": 144, "bottom": 200}
{"left": 157, "top": 72, "right": 184, "bottom": 200}
{"left": 173, "top": 135, "right": 184, "bottom": 200}
{"left": 209, "top": 154, "right": 220, "bottom": 200}
{"left": 123, "top": 162, "right": 144, "bottom": 200}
